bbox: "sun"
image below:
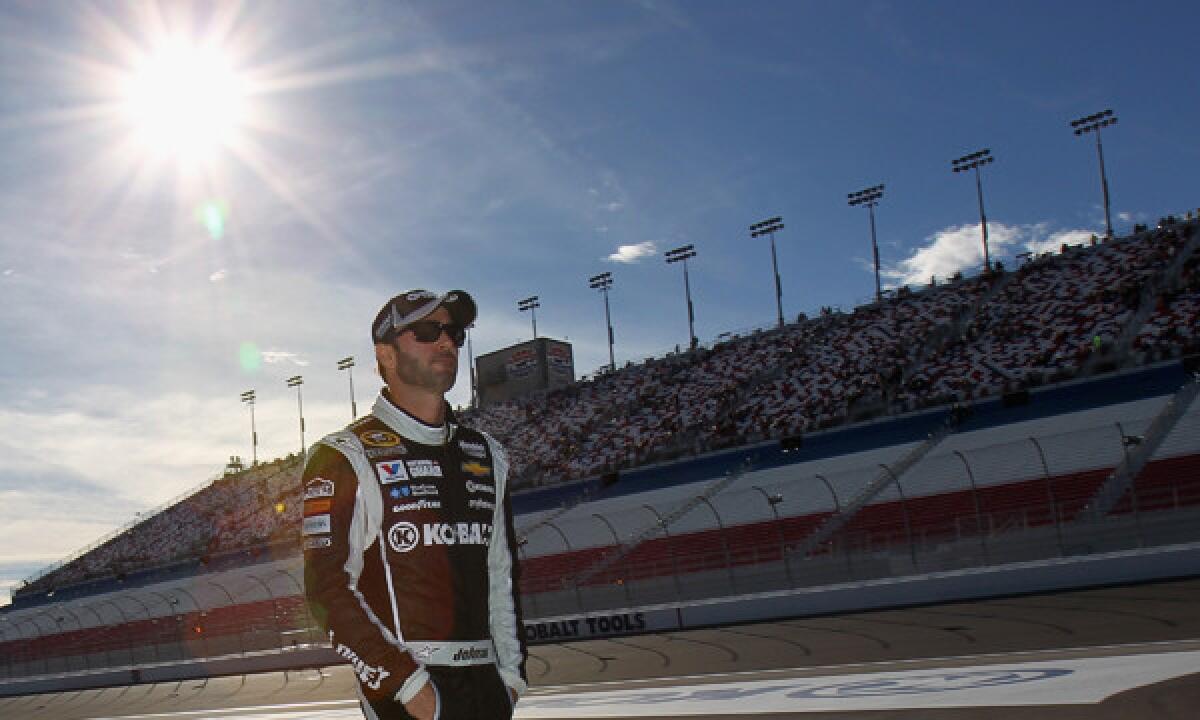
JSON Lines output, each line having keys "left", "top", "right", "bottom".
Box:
{"left": 120, "top": 39, "right": 248, "bottom": 165}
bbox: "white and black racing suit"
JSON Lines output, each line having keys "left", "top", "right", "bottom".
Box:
{"left": 303, "top": 391, "right": 527, "bottom": 719}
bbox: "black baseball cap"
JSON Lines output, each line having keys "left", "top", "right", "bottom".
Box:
{"left": 372, "top": 289, "right": 477, "bottom": 344}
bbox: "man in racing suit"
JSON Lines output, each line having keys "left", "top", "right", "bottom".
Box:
{"left": 304, "top": 289, "right": 527, "bottom": 720}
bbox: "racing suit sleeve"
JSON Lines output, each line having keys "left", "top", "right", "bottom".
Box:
{"left": 483, "top": 434, "right": 529, "bottom": 697}
{"left": 302, "top": 441, "right": 430, "bottom": 705}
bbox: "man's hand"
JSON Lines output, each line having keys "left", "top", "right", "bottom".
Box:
{"left": 404, "top": 681, "right": 437, "bottom": 720}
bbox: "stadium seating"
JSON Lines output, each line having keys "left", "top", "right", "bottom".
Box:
{"left": 13, "top": 216, "right": 1200, "bottom": 606}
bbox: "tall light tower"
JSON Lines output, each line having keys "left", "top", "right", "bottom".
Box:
{"left": 665, "top": 244, "right": 698, "bottom": 350}
{"left": 589, "top": 271, "right": 616, "bottom": 371}
{"left": 951, "top": 149, "right": 995, "bottom": 272}
{"left": 1070, "top": 109, "right": 1118, "bottom": 239}
{"left": 848, "top": 184, "right": 885, "bottom": 302}
{"left": 239, "top": 390, "right": 257, "bottom": 466}
{"left": 466, "top": 325, "right": 478, "bottom": 408}
{"left": 286, "top": 375, "right": 305, "bottom": 459}
{"left": 517, "top": 296, "right": 540, "bottom": 341}
{"left": 750, "top": 216, "right": 785, "bottom": 328}
{"left": 337, "top": 356, "right": 356, "bottom": 420}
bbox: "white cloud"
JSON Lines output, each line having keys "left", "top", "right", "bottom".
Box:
{"left": 1023, "top": 228, "right": 1096, "bottom": 256}
{"left": 261, "top": 351, "right": 311, "bottom": 366}
{"left": 1118, "top": 211, "right": 1133, "bottom": 223}
{"left": 880, "top": 222, "right": 1096, "bottom": 287}
{"left": 606, "top": 241, "right": 658, "bottom": 264}
{"left": 603, "top": 201, "right": 624, "bottom": 212}
{"left": 209, "top": 269, "right": 228, "bottom": 283}
{"left": 880, "top": 223, "right": 1021, "bottom": 287}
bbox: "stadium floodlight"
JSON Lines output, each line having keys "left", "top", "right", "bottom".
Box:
{"left": 239, "top": 390, "right": 257, "bottom": 466}
{"left": 1070, "top": 109, "right": 1118, "bottom": 239}
{"left": 588, "top": 271, "right": 616, "bottom": 371}
{"left": 466, "top": 325, "right": 478, "bottom": 409}
{"left": 952, "top": 149, "right": 996, "bottom": 272}
{"left": 847, "top": 184, "right": 885, "bottom": 303}
{"left": 664, "top": 244, "right": 699, "bottom": 350}
{"left": 286, "top": 375, "right": 305, "bottom": 459}
{"left": 517, "top": 295, "right": 540, "bottom": 341}
{"left": 750, "top": 216, "right": 786, "bottom": 328}
{"left": 337, "top": 356, "right": 357, "bottom": 421}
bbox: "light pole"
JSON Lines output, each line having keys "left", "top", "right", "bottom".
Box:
{"left": 467, "top": 325, "right": 478, "bottom": 408}
{"left": 337, "top": 356, "right": 356, "bottom": 420}
{"left": 517, "top": 296, "right": 540, "bottom": 341}
{"left": 1070, "top": 109, "right": 1118, "bottom": 239}
{"left": 589, "top": 272, "right": 616, "bottom": 371}
{"left": 286, "top": 375, "right": 305, "bottom": 458}
{"left": 239, "top": 390, "right": 257, "bottom": 466}
{"left": 750, "top": 216, "right": 785, "bottom": 328}
{"left": 665, "top": 244, "right": 698, "bottom": 350}
{"left": 848, "top": 184, "right": 885, "bottom": 302}
{"left": 952, "top": 149, "right": 995, "bottom": 272}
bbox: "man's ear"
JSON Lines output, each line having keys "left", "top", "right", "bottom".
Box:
{"left": 375, "top": 342, "right": 394, "bottom": 382}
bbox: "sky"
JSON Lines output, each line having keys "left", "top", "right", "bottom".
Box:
{"left": 1, "top": 0, "right": 1197, "bottom": 606}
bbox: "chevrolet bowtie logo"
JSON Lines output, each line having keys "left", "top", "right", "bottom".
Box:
{"left": 461, "top": 461, "right": 491, "bottom": 478}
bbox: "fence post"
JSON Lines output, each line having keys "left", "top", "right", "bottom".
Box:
{"left": 696, "top": 496, "right": 735, "bottom": 593}
{"left": 592, "top": 513, "right": 631, "bottom": 606}
{"left": 953, "top": 450, "right": 990, "bottom": 564}
{"left": 1028, "top": 437, "right": 1064, "bottom": 556}
{"left": 207, "top": 580, "right": 246, "bottom": 657}
{"left": 642, "top": 504, "right": 683, "bottom": 601}
{"left": 752, "top": 486, "right": 793, "bottom": 589}
{"left": 814, "top": 473, "right": 852, "bottom": 577}
{"left": 879, "top": 463, "right": 917, "bottom": 570}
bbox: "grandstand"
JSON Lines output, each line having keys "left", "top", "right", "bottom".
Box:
{"left": 3, "top": 212, "right": 1199, "bottom": 683}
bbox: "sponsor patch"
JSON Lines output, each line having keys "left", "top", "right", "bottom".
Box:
{"left": 376, "top": 460, "right": 408, "bottom": 485}
{"left": 303, "top": 498, "right": 332, "bottom": 516}
{"left": 304, "top": 477, "right": 334, "bottom": 500}
{"left": 392, "top": 499, "right": 442, "bottom": 513}
{"left": 333, "top": 640, "right": 391, "bottom": 690}
{"left": 461, "top": 461, "right": 492, "bottom": 478}
{"left": 405, "top": 459, "right": 443, "bottom": 478}
{"left": 453, "top": 646, "right": 490, "bottom": 662}
{"left": 465, "top": 480, "right": 495, "bottom": 496}
{"left": 409, "top": 483, "right": 438, "bottom": 496}
{"left": 360, "top": 430, "right": 402, "bottom": 448}
{"left": 406, "top": 290, "right": 438, "bottom": 302}
{"left": 469, "top": 498, "right": 496, "bottom": 512}
{"left": 366, "top": 445, "right": 406, "bottom": 458}
{"left": 303, "top": 536, "right": 332, "bottom": 550}
{"left": 388, "top": 522, "right": 420, "bottom": 553}
{"left": 423, "top": 522, "right": 491, "bottom": 547}
{"left": 303, "top": 514, "right": 331, "bottom": 535}
{"left": 458, "top": 440, "right": 487, "bottom": 459}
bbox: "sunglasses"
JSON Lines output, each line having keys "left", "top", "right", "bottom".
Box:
{"left": 402, "top": 320, "right": 466, "bottom": 347}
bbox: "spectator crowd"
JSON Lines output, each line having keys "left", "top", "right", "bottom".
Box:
{"left": 18, "top": 214, "right": 1199, "bottom": 599}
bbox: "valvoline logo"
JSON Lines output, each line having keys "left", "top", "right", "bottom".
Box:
{"left": 376, "top": 461, "right": 408, "bottom": 485}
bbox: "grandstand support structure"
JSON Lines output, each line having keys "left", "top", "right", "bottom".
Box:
{"left": 570, "top": 459, "right": 755, "bottom": 588}
{"left": 789, "top": 415, "right": 957, "bottom": 561}
{"left": 1084, "top": 374, "right": 1200, "bottom": 519}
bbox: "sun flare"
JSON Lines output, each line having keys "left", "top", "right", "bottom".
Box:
{"left": 121, "top": 39, "right": 248, "bottom": 164}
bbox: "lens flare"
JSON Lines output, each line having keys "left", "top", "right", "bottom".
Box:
{"left": 198, "top": 201, "right": 227, "bottom": 239}
{"left": 239, "top": 342, "right": 262, "bottom": 372}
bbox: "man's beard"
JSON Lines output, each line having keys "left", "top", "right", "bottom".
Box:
{"left": 393, "top": 348, "right": 457, "bottom": 394}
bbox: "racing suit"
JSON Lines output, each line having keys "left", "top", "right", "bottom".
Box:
{"left": 303, "top": 391, "right": 527, "bottom": 719}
